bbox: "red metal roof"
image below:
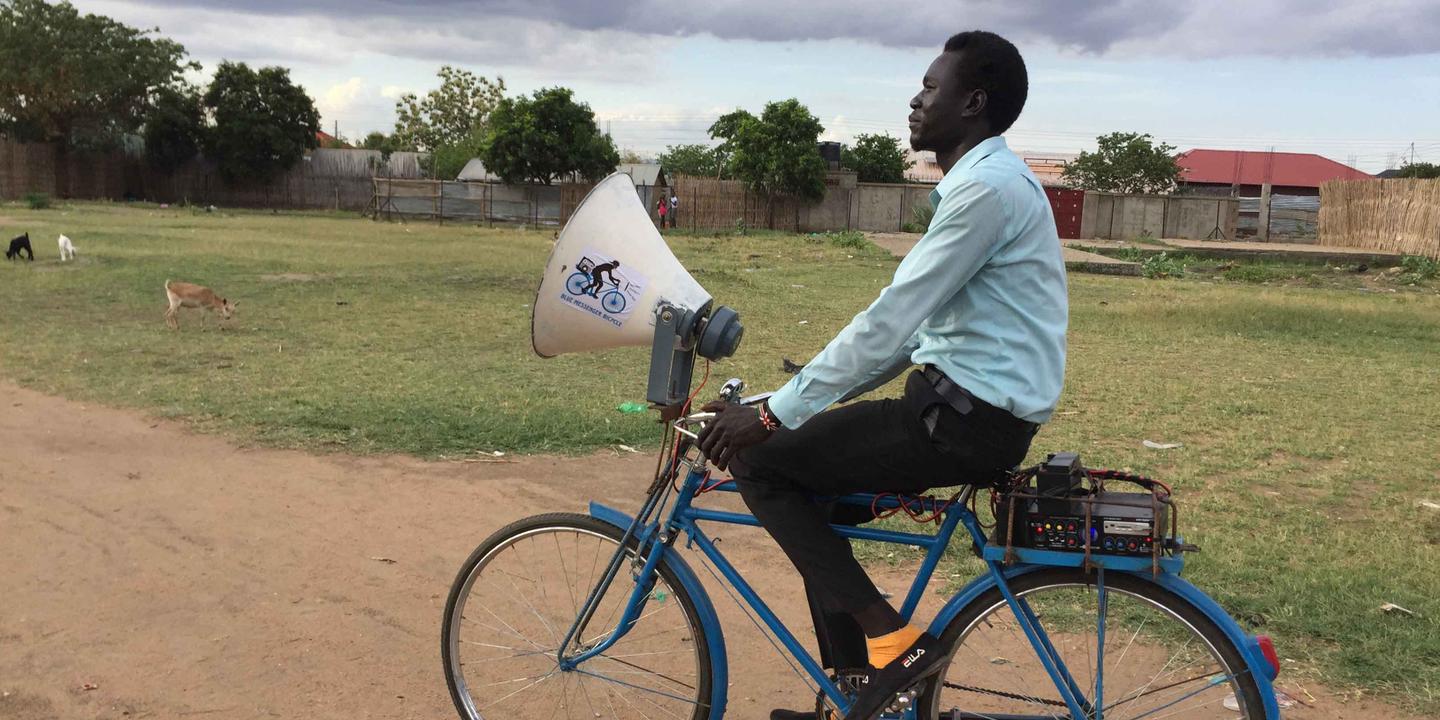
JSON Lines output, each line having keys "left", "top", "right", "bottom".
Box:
{"left": 1176, "top": 149, "right": 1371, "bottom": 188}
{"left": 315, "top": 130, "right": 349, "bottom": 148}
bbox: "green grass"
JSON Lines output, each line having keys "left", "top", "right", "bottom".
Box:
{"left": 2, "top": 201, "right": 1438, "bottom": 712}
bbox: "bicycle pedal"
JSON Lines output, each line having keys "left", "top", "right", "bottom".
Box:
{"left": 882, "top": 688, "right": 918, "bottom": 715}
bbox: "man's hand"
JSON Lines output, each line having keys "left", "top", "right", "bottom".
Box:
{"left": 695, "top": 400, "right": 773, "bottom": 471}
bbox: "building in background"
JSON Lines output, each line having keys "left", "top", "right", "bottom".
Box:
{"left": 904, "top": 149, "right": 1077, "bottom": 186}
{"left": 1175, "top": 149, "right": 1371, "bottom": 240}
{"left": 1176, "top": 149, "right": 1371, "bottom": 197}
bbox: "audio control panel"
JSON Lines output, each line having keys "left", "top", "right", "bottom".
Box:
{"left": 1006, "top": 491, "right": 1166, "bottom": 556}
{"left": 1025, "top": 514, "right": 1157, "bottom": 555}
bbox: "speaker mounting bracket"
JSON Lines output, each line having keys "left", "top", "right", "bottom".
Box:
{"left": 646, "top": 301, "right": 743, "bottom": 409}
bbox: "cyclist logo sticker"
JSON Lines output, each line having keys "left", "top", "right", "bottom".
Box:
{"left": 561, "top": 250, "right": 646, "bottom": 328}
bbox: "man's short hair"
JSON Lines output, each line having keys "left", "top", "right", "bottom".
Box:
{"left": 943, "top": 31, "right": 1028, "bottom": 135}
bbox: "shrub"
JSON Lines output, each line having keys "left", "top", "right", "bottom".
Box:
{"left": 24, "top": 192, "right": 51, "bottom": 209}
{"left": 1399, "top": 255, "right": 1439, "bottom": 283}
{"left": 1141, "top": 251, "right": 1185, "bottom": 279}
{"left": 910, "top": 203, "right": 935, "bottom": 233}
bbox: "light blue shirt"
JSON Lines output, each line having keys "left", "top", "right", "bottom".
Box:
{"left": 768, "top": 135, "right": 1068, "bottom": 427}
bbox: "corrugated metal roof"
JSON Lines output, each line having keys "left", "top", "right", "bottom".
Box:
{"left": 1177, "top": 149, "right": 1371, "bottom": 188}
{"left": 305, "top": 148, "right": 426, "bottom": 178}
{"left": 618, "top": 163, "right": 666, "bottom": 186}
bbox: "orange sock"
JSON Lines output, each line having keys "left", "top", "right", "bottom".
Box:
{"left": 865, "top": 624, "right": 923, "bottom": 668}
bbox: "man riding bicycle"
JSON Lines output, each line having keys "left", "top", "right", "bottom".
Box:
{"left": 697, "top": 31, "right": 1068, "bottom": 720}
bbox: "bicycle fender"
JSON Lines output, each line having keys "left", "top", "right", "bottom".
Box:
{"left": 928, "top": 567, "right": 1280, "bottom": 720}
{"left": 1147, "top": 572, "right": 1281, "bottom": 719}
{"left": 590, "top": 501, "right": 729, "bottom": 720}
{"left": 926, "top": 563, "right": 1046, "bottom": 637}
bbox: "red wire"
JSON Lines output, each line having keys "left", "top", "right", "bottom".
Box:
{"left": 870, "top": 492, "right": 953, "bottom": 525}
{"left": 670, "top": 360, "right": 713, "bottom": 491}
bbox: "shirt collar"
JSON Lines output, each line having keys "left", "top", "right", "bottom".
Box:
{"left": 932, "top": 135, "right": 1009, "bottom": 201}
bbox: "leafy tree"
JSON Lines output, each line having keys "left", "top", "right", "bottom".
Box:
{"left": 428, "top": 127, "right": 486, "bottom": 180}
{"left": 707, "top": 110, "right": 752, "bottom": 178}
{"left": 1395, "top": 162, "right": 1440, "bottom": 179}
{"left": 143, "top": 84, "right": 205, "bottom": 172}
{"left": 0, "top": 0, "right": 192, "bottom": 147}
{"left": 658, "top": 143, "right": 724, "bottom": 178}
{"left": 709, "top": 99, "right": 827, "bottom": 205}
{"left": 203, "top": 61, "right": 320, "bottom": 186}
{"left": 481, "top": 87, "right": 618, "bottom": 185}
{"left": 1062, "top": 132, "right": 1181, "bottom": 194}
{"left": 393, "top": 65, "right": 505, "bottom": 152}
{"left": 841, "top": 132, "right": 913, "bottom": 183}
{"left": 619, "top": 148, "right": 646, "bottom": 164}
{"left": 360, "top": 130, "right": 410, "bottom": 158}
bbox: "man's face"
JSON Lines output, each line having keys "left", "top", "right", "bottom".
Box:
{"left": 908, "top": 52, "right": 979, "bottom": 152}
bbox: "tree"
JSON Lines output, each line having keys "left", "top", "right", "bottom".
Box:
{"left": 1061, "top": 132, "right": 1181, "bottom": 194}
{"left": 841, "top": 132, "right": 913, "bottom": 183}
{"left": 0, "top": 0, "right": 193, "bottom": 193}
{"left": 619, "top": 148, "right": 646, "bottom": 164}
{"left": 393, "top": 66, "right": 505, "bottom": 152}
{"left": 709, "top": 99, "right": 827, "bottom": 205}
{"left": 1395, "top": 162, "right": 1440, "bottom": 179}
{"left": 428, "top": 127, "right": 486, "bottom": 180}
{"left": 707, "top": 110, "right": 752, "bottom": 178}
{"left": 658, "top": 143, "right": 724, "bottom": 178}
{"left": 143, "top": 84, "right": 205, "bottom": 173}
{"left": 481, "top": 87, "right": 618, "bottom": 185}
{"left": 0, "top": 0, "right": 192, "bottom": 146}
{"left": 203, "top": 61, "right": 320, "bottom": 186}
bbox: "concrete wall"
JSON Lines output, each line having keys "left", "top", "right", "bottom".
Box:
{"left": 798, "top": 171, "right": 858, "bottom": 232}
{"left": 1081, "top": 191, "right": 1237, "bottom": 240}
{"left": 852, "top": 182, "right": 935, "bottom": 232}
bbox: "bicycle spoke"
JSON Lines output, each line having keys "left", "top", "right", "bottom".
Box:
{"left": 446, "top": 520, "right": 705, "bottom": 720}
{"left": 574, "top": 667, "right": 701, "bottom": 706}
{"left": 930, "top": 575, "right": 1259, "bottom": 720}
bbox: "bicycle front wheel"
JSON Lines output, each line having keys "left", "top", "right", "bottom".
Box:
{"left": 919, "top": 568, "right": 1265, "bottom": 720}
{"left": 442, "top": 512, "right": 714, "bottom": 720}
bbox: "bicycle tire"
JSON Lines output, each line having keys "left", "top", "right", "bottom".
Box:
{"left": 442, "top": 512, "right": 715, "bottom": 720}
{"left": 565, "top": 271, "right": 589, "bottom": 296}
{"left": 916, "top": 567, "right": 1266, "bottom": 720}
{"left": 601, "top": 291, "right": 627, "bottom": 314}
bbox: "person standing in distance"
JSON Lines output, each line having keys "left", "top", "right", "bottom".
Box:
{"left": 697, "top": 30, "right": 1068, "bottom": 720}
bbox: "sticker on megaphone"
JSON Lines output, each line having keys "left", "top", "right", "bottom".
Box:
{"left": 558, "top": 248, "right": 649, "bottom": 328}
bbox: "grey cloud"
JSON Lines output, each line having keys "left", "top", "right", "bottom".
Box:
{"left": 84, "top": 0, "right": 1440, "bottom": 58}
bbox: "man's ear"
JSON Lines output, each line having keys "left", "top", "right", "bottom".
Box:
{"left": 962, "top": 88, "right": 988, "bottom": 120}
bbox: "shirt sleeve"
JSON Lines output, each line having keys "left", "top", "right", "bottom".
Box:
{"left": 767, "top": 180, "right": 1006, "bottom": 428}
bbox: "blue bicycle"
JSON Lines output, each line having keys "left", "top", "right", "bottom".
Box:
{"left": 442, "top": 381, "right": 1281, "bottom": 719}
{"left": 566, "top": 261, "right": 627, "bottom": 315}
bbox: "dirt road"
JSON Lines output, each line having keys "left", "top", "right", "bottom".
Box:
{"left": 0, "top": 384, "right": 1421, "bottom": 719}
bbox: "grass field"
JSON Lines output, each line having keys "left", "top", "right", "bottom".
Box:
{"left": 2, "top": 201, "right": 1438, "bottom": 712}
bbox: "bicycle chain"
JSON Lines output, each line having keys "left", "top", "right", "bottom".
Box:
{"left": 941, "top": 681, "right": 1069, "bottom": 708}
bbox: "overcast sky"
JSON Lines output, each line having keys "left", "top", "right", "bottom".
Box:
{"left": 75, "top": 0, "right": 1440, "bottom": 172}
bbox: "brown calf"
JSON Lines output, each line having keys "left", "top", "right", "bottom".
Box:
{"left": 164, "top": 280, "right": 237, "bottom": 330}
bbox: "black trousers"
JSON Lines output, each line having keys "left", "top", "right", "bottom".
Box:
{"left": 731, "top": 369, "right": 1038, "bottom": 670}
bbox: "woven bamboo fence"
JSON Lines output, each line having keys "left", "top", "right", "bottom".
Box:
{"left": 666, "top": 175, "right": 803, "bottom": 232}
{"left": 1319, "top": 179, "right": 1440, "bottom": 259}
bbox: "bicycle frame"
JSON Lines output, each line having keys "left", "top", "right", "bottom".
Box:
{"left": 558, "top": 454, "right": 1281, "bottom": 720}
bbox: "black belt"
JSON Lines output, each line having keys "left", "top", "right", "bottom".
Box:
{"left": 920, "top": 365, "right": 1039, "bottom": 435}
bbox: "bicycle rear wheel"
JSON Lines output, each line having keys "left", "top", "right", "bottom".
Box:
{"left": 919, "top": 568, "right": 1265, "bottom": 719}
{"left": 442, "top": 512, "right": 714, "bottom": 720}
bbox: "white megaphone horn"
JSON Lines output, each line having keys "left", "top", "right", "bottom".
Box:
{"left": 531, "top": 172, "right": 743, "bottom": 407}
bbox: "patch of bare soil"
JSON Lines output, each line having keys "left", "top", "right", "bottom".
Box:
{"left": 0, "top": 384, "right": 1422, "bottom": 719}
